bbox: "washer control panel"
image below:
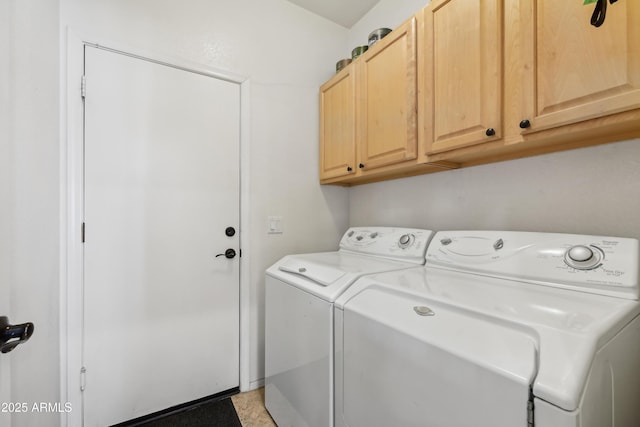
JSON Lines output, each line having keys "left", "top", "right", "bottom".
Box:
{"left": 340, "top": 227, "right": 434, "bottom": 264}
{"left": 427, "top": 231, "right": 639, "bottom": 299}
{"left": 398, "top": 233, "right": 415, "bottom": 249}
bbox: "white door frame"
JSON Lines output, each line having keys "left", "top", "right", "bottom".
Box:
{"left": 60, "top": 28, "right": 252, "bottom": 427}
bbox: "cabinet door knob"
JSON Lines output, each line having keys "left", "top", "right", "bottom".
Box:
{"left": 485, "top": 128, "right": 496, "bottom": 137}
{"left": 347, "top": 166, "right": 353, "bottom": 172}
{"left": 519, "top": 119, "right": 531, "bottom": 129}
{"left": 359, "top": 163, "right": 365, "bottom": 169}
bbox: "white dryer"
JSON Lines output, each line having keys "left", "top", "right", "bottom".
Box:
{"left": 265, "top": 227, "right": 434, "bottom": 427}
{"left": 334, "top": 231, "right": 640, "bottom": 427}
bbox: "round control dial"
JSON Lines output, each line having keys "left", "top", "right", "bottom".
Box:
{"left": 398, "top": 234, "right": 415, "bottom": 249}
{"left": 564, "top": 245, "right": 603, "bottom": 270}
{"left": 568, "top": 245, "right": 594, "bottom": 262}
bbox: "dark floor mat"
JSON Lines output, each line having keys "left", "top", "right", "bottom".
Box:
{"left": 140, "top": 398, "right": 242, "bottom": 427}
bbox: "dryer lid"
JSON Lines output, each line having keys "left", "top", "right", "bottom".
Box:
{"left": 278, "top": 259, "right": 345, "bottom": 286}
{"left": 267, "top": 252, "right": 422, "bottom": 302}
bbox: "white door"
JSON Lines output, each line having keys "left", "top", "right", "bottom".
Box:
{"left": 83, "top": 46, "right": 240, "bottom": 426}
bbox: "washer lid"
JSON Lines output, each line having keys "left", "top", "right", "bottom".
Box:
{"left": 341, "top": 286, "right": 537, "bottom": 427}
{"left": 345, "top": 286, "right": 538, "bottom": 386}
{"left": 336, "top": 267, "right": 640, "bottom": 411}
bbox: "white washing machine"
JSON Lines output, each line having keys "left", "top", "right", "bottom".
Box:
{"left": 265, "top": 227, "right": 434, "bottom": 427}
{"left": 334, "top": 230, "right": 640, "bottom": 427}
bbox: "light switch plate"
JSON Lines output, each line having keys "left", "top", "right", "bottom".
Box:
{"left": 267, "top": 216, "right": 283, "bottom": 234}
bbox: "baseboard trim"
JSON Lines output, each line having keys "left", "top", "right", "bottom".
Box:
{"left": 247, "top": 378, "right": 264, "bottom": 391}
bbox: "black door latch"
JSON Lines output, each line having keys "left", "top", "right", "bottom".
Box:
{"left": 0, "top": 316, "right": 34, "bottom": 354}
{"left": 215, "top": 249, "right": 237, "bottom": 259}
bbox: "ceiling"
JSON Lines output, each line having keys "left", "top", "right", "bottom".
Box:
{"left": 284, "top": 0, "right": 381, "bottom": 28}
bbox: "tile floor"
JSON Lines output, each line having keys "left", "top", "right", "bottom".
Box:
{"left": 231, "top": 388, "right": 277, "bottom": 426}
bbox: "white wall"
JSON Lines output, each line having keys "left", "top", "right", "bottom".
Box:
{"left": 60, "top": 0, "right": 350, "bottom": 392}
{"left": 348, "top": 2, "right": 640, "bottom": 241}
{"left": 7, "top": 0, "right": 635, "bottom": 424}
{"left": 1, "top": 1, "right": 62, "bottom": 426}
{"left": 347, "top": 0, "right": 428, "bottom": 48}
{"left": 0, "top": 2, "right": 12, "bottom": 308}
{"left": 349, "top": 139, "right": 640, "bottom": 239}
{"left": 2, "top": 1, "right": 350, "bottom": 424}
{"left": 0, "top": 1, "right": 13, "bottom": 421}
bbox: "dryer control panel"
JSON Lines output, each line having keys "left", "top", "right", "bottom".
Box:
{"left": 426, "top": 231, "right": 639, "bottom": 300}
{"left": 339, "top": 227, "right": 434, "bottom": 265}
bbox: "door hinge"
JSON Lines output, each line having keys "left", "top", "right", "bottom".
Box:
{"left": 80, "top": 367, "right": 87, "bottom": 392}
{"left": 81, "top": 222, "right": 85, "bottom": 243}
{"left": 81, "top": 75, "right": 86, "bottom": 99}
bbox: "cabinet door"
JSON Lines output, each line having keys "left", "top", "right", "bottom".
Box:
{"left": 358, "top": 17, "right": 417, "bottom": 171}
{"left": 320, "top": 66, "right": 356, "bottom": 180}
{"left": 521, "top": 0, "right": 640, "bottom": 132}
{"left": 422, "top": 0, "right": 502, "bottom": 155}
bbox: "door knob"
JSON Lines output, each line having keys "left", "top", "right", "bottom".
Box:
{"left": 0, "top": 316, "right": 34, "bottom": 354}
{"left": 215, "top": 249, "right": 236, "bottom": 259}
{"left": 225, "top": 227, "right": 236, "bottom": 237}
{"left": 519, "top": 119, "right": 531, "bottom": 129}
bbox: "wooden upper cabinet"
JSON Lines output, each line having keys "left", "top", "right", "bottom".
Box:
{"left": 320, "top": 66, "right": 356, "bottom": 181}
{"left": 421, "top": 0, "right": 502, "bottom": 155}
{"left": 520, "top": 1, "right": 640, "bottom": 133}
{"left": 320, "top": 0, "right": 639, "bottom": 185}
{"left": 358, "top": 17, "right": 418, "bottom": 171}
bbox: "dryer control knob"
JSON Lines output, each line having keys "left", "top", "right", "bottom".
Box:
{"left": 398, "top": 234, "right": 413, "bottom": 248}
{"left": 568, "top": 245, "right": 594, "bottom": 262}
